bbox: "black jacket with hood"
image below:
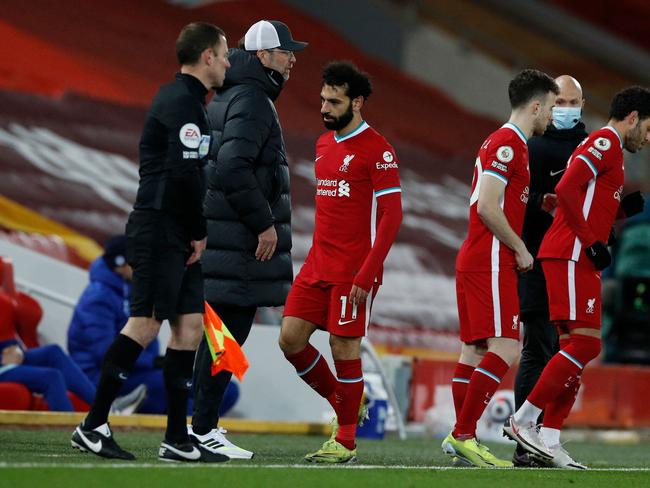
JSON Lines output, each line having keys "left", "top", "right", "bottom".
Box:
{"left": 202, "top": 49, "right": 292, "bottom": 307}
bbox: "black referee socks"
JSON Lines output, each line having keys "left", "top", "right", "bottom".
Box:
{"left": 84, "top": 334, "right": 143, "bottom": 430}
{"left": 163, "top": 348, "right": 196, "bottom": 443}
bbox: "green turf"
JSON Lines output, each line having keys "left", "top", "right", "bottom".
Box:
{"left": 1, "top": 428, "right": 649, "bottom": 488}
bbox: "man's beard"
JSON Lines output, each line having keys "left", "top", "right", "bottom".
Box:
{"left": 624, "top": 123, "right": 643, "bottom": 153}
{"left": 323, "top": 103, "right": 354, "bottom": 131}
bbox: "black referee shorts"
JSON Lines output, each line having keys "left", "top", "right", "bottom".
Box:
{"left": 125, "top": 210, "right": 204, "bottom": 321}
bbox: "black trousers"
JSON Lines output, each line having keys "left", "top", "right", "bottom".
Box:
{"left": 191, "top": 303, "right": 257, "bottom": 432}
{"left": 514, "top": 311, "right": 559, "bottom": 410}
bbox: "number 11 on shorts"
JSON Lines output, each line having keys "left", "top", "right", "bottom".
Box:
{"left": 340, "top": 295, "right": 358, "bottom": 319}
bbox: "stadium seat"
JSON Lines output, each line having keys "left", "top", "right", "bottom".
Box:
{"left": 0, "top": 382, "right": 32, "bottom": 410}
{"left": 0, "top": 255, "right": 88, "bottom": 411}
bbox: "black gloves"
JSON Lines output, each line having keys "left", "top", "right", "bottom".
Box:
{"left": 607, "top": 228, "right": 617, "bottom": 247}
{"left": 584, "top": 241, "right": 611, "bottom": 271}
{"left": 621, "top": 191, "right": 645, "bottom": 217}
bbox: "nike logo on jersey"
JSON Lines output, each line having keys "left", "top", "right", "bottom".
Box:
{"left": 118, "top": 372, "right": 128, "bottom": 380}
{"left": 338, "top": 319, "right": 356, "bottom": 326}
{"left": 315, "top": 155, "right": 324, "bottom": 162}
{"left": 76, "top": 427, "right": 103, "bottom": 453}
{"left": 550, "top": 168, "right": 566, "bottom": 177}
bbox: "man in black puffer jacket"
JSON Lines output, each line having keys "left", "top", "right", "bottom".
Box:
{"left": 189, "top": 20, "right": 307, "bottom": 459}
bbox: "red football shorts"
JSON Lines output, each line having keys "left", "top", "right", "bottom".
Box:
{"left": 541, "top": 259, "right": 601, "bottom": 328}
{"left": 283, "top": 272, "right": 377, "bottom": 337}
{"left": 456, "top": 268, "right": 521, "bottom": 343}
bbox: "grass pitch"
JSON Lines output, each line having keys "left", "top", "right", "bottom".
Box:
{"left": 1, "top": 428, "right": 649, "bottom": 488}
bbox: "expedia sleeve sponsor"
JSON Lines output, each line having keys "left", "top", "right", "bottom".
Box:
{"left": 375, "top": 161, "right": 398, "bottom": 170}
{"left": 375, "top": 148, "right": 398, "bottom": 170}
{"left": 370, "top": 144, "right": 401, "bottom": 197}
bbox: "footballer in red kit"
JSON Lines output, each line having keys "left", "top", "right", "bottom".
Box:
{"left": 456, "top": 122, "right": 530, "bottom": 342}
{"left": 279, "top": 62, "right": 402, "bottom": 464}
{"left": 295, "top": 122, "right": 401, "bottom": 336}
{"left": 507, "top": 87, "right": 650, "bottom": 468}
{"left": 442, "top": 69, "right": 559, "bottom": 468}
{"left": 538, "top": 126, "right": 625, "bottom": 327}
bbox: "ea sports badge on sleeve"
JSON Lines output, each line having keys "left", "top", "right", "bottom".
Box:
{"left": 179, "top": 123, "right": 201, "bottom": 148}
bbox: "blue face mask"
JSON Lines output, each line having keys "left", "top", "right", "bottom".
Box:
{"left": 552, "top": 106, "right": 582, "bottom": 130}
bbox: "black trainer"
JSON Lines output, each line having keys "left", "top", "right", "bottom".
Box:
{"left": 159, "top": 438, "right": 229, "bottom": 463}
{"left": 71, "top": 422, "right": 135, "bottom": 460}
{"left": 512, "top": 449, "right": 546, "bottom": 468}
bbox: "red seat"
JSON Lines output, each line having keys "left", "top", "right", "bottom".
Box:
{"left": 0, "top": 382, "right": 32, "bottom": 410}
{"left": 13, "top": 291, "right": 42, "bottom": 349}
{"left": 0, "top": 255, "right": 17, "bottom": 296}
{"left": 0, "top": 256, "right": 41, "bottom": 347}
{"left": 0, "top": 255, "right": 88, "bottom": 412}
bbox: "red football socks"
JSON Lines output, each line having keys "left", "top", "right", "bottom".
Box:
{"left": 542, "top": 373, "right": 580, "bottom": 430}
{"left": 528, "top": 334, "right": 600, "bottom": 411}
{"left": 453, "top": 352, "right": 509, "bottom": 439}
{"left": 452, "top": 363, "right": 475, "bottom": 420}
{"left": 334, "top": 358, "right": 364, "bottom": 450}
{"left": 284, "top": 343, "right": 337, "bottom": 407}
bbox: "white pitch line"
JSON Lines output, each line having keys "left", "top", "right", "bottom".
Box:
{"left": 1, "top": 463, "right": 649, "bottom": 471}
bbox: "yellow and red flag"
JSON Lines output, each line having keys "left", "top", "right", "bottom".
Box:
{"left": 202, "top": 301, "right": 249, "bottom": 381}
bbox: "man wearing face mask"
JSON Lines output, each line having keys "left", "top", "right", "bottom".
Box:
{"left": 512, "top": 75, "right": 587, "bottom": 467}
{"left": 190, "top": 20, "right": 307, "bottom": 459}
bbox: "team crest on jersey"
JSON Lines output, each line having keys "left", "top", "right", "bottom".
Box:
{"left": 179, "top": 123, "right": 201, "bottom": 149}
{"left": 586, "top": 298, "right": 596, "bottom": 314}
{"left": 339, "top": 154, "right": 355, "bottom": 172}
{"left": 383, "top": 151, "right": 394, "bottom": 163}
{"left": 512, "top": 314, "right": 519, "bottom": 330}
{"left": 594, "top": 137, "right": 611, "bottom": 151}
{"left": 496, "top": 146, "right": 514, "bottom": 163}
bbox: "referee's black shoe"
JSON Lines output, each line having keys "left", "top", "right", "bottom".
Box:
{"left": 158, "top": 438, "right": 229, "bottom": 463}
{"left": 71, "top": 422, "right": 135, "bottom": 460}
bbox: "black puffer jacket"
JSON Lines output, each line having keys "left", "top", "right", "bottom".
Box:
{"left": 202, "top": 49, "right": 292, "bottom": 307}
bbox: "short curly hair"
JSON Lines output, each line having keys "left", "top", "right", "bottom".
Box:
{"left": 322, "top": 61, "right": 372, "bottom": 100}
{"left": 609, "top": 86, "right": 650, "bottom": 121}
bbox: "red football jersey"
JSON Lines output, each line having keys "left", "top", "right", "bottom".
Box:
{"left": 539, "top": 126, "right": 624, "bottom": 262}
{"left": 456, "top": 123, "right": 530, "bottom": 272}
{"left": 300, "top": 121, "right": 401, "bottom": 284}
